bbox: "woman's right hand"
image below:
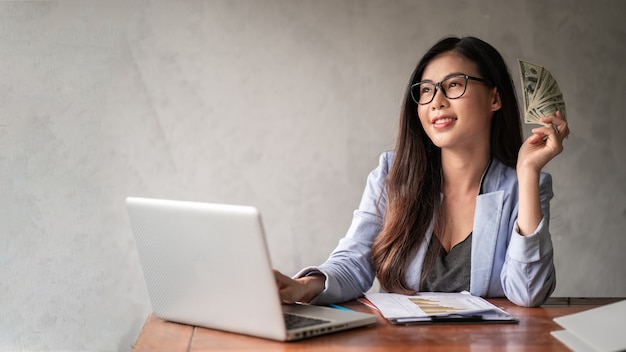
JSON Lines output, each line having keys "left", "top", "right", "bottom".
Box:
{"left": 273, "top": 269, "right": 325, "bottom": 304}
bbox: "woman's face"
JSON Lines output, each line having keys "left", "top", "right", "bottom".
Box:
{"left": 416, "top": 51, "right": 501, "bottom": 152}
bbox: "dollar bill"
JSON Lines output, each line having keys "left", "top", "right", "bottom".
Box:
{"left": 518, "top": 60, "right": 542, "bottom": 111}
{"left": 517, "top": 59, "right": 566, "bottom": 124}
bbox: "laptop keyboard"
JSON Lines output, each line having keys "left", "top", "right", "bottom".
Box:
{"left": 284, "top": 313, "right": 330, "bottom": 329}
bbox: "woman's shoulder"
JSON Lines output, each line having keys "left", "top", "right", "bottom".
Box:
{"left": 379, "top": 150, "right": 394, "bottom": 163}
{"left": 372, "top": 151, "right": 394, "bottom": 174}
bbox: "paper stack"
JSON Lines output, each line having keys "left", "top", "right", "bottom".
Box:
{"left": 551, "top": 299, "right": 626, "bottom": 352}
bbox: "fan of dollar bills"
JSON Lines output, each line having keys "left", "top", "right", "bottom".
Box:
{"left": 517, "top": 59, "right": 566, "bottom": 124}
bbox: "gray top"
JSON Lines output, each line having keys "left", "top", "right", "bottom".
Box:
{"left": 420, "top": 233, "right": 472, "bottom": 292}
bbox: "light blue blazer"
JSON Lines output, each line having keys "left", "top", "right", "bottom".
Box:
{"left": 297, "top": 151, "right": 556, "bottom": 307}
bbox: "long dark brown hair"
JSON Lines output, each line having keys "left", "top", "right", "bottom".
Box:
{"left": 371, "top": 36, "right": 523, "bottom": 293}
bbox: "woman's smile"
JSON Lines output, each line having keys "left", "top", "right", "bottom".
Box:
{"left": 432, "top": 115, "right": 457, "bottom": 129}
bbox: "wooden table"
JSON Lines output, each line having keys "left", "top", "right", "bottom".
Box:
{"left": 132, "top": 297, "right": 623, "bottom": 351}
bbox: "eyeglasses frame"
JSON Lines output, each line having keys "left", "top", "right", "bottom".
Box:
{"left": 410, "top": 74, "right": 493, "bottom": 105}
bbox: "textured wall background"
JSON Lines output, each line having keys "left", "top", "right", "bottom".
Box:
{"left": 1, "top": 1, "right": 624, "bottom": 351}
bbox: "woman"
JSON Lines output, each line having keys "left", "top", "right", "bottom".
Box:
{"left": 274, "top": 36, "right": 569, "bottom": 307}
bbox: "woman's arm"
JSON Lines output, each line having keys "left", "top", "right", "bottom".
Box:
{"left": 502, "top": 172, "right": 556, "bottom": 307}
{"left": 502, "top": 111, "right": 568, "bottom": 307}
{"left": 516, "top": 111, "right": 568, "bottom": 235}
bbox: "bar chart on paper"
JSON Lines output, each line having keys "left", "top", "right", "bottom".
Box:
{"left": 409, "top": 297, "right": 468, "bottom": 315}
{"left": 364, "top": 293, "right": 520, "bottom": 324}
{"left": 365, "top": 292, "right": 502, "bottom": 319}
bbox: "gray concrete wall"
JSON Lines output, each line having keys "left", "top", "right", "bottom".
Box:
{"left": 1, "top": 1, "right": 624, "bottom": 350}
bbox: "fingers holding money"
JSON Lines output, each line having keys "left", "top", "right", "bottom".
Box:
{"left": 530, "top": 111, "right": 568, "bottom": 153}
{"left": 541, "top": 111, "right": 569, "bottom": 140}
{"left": 518, "top": 111, "right": 567, "bottom": 172}
{"left": 550, "top": 123, "right": 559, "bottom": 135}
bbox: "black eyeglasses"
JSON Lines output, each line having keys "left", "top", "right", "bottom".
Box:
{"left": 410, "top": 74, "right": 492, "bottom": 105}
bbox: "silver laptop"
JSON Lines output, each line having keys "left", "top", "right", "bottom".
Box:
{"left": 126, "top": 197, "right": 377, "bottom": 341}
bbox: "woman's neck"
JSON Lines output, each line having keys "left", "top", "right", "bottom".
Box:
{"left": 440, "top": 150, "right": 491, "bottom": 195}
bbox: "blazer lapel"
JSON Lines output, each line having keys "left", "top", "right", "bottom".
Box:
{"left": 470, "top": 190, "right": 504, "bottom": 296}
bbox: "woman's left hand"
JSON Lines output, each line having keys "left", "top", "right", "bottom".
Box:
{"left": 517, "top": 111, "right": 570, "bottom": 172}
